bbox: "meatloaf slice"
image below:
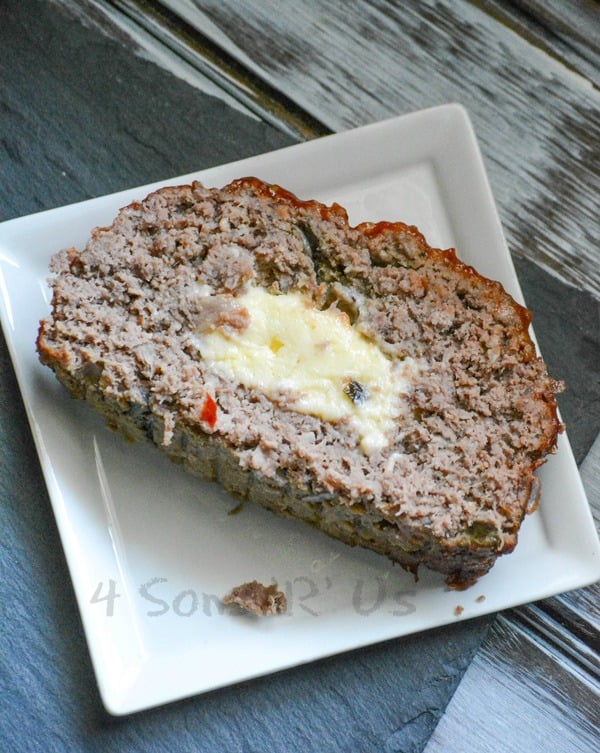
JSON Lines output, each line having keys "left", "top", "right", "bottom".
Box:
{"left": 37, "top": 177, "right": 563, "bottom": 588}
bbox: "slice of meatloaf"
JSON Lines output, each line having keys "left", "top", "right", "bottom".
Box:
{"left": 37, "top": 177, "right": 563, "bottom": 588}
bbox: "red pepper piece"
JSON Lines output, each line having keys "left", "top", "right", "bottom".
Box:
{"left": 200, "top": 394, "right": 217, "bottom": 428}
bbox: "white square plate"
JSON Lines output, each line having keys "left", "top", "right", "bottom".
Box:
{"left": 1, "top": 104, "right": 599, "bottom": 716}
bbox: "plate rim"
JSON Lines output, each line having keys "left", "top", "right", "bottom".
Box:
{"left": 1, "top": 103, "right": 599, "bottom": 715}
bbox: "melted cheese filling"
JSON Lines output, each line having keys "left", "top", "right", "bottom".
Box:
{"left": 196, "top": 287, "right": 417, "bottom": 454}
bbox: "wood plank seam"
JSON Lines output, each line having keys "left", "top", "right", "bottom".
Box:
{"left": 103, "top": 0, "right": 332, "bottom": 140}
{"left": 474, "top": 0, "right": 600, "bottom": 83}
{"left": 508, "top": 605, "right": 600, "bottom": 681}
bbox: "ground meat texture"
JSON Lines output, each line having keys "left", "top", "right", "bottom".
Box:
{"left": 222, "top": 581, "right": 287, "bottom": 616}
{"left": 37, "top": 177, "right": 564, "bottom": 588}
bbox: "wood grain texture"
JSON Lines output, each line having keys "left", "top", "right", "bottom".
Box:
{"left": 425, "top": 437, "right": 600, "bottom": 753}
{"left": 1, "top": 3, "right": 598, "bottom": 752}
{"left": 75, "top": 0, "right": 330, "bottom": 139}
{"left": 159, "top": 0, "right": 600, "bottom": 300}
{"left": 424, "top": 613, "right": 600, "bottom": 752}
{"left": 507, "top": 0, "right": 600, "bottom": 77}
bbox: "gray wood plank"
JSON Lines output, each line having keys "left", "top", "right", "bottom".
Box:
{"left": 425, "top": 436, "right": 600, "bottom": 752}
{"left": 472, "top": 0, "right": 600, "bottom": 84}
{"left": 157, "top": 0, "right": 600, "bottom": 300}
{"left": 424, "top": 613, "right": 600, "bottom": 753}
{"left": 507, "top": 0, "right": 600, "bottom": 76}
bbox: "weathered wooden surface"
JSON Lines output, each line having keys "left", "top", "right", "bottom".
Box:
{"left": 1, "top": 1, "right": 599, "bottom": 752}
{"left": 156, "top": 0, "right": 600, "bottom": 301}
{"left": 505, "top": 0, "right": 600, "bottom": 80}
{"left": 426, "top": 436, "right": 600, "bottom": 753}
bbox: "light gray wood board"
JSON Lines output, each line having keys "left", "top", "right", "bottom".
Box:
{"left": 424, "top": 611, "right": 599, "bottom": 752}
{"left": 158, "top": 0, "right": 600, "bottom": 300}
{"left": 425, "top": 435, "right": 600, "bottom": 753}
{"left": 507, "top": 0, "right": 600, "bottom": 79}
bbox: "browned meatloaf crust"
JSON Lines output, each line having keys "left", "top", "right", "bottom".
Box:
{"left": 37, "top": 177, "right": 563, "bottom": 588}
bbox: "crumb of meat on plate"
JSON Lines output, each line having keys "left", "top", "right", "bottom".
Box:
{"left": 222, "top": 580, "right": 287, "bottom": 616}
